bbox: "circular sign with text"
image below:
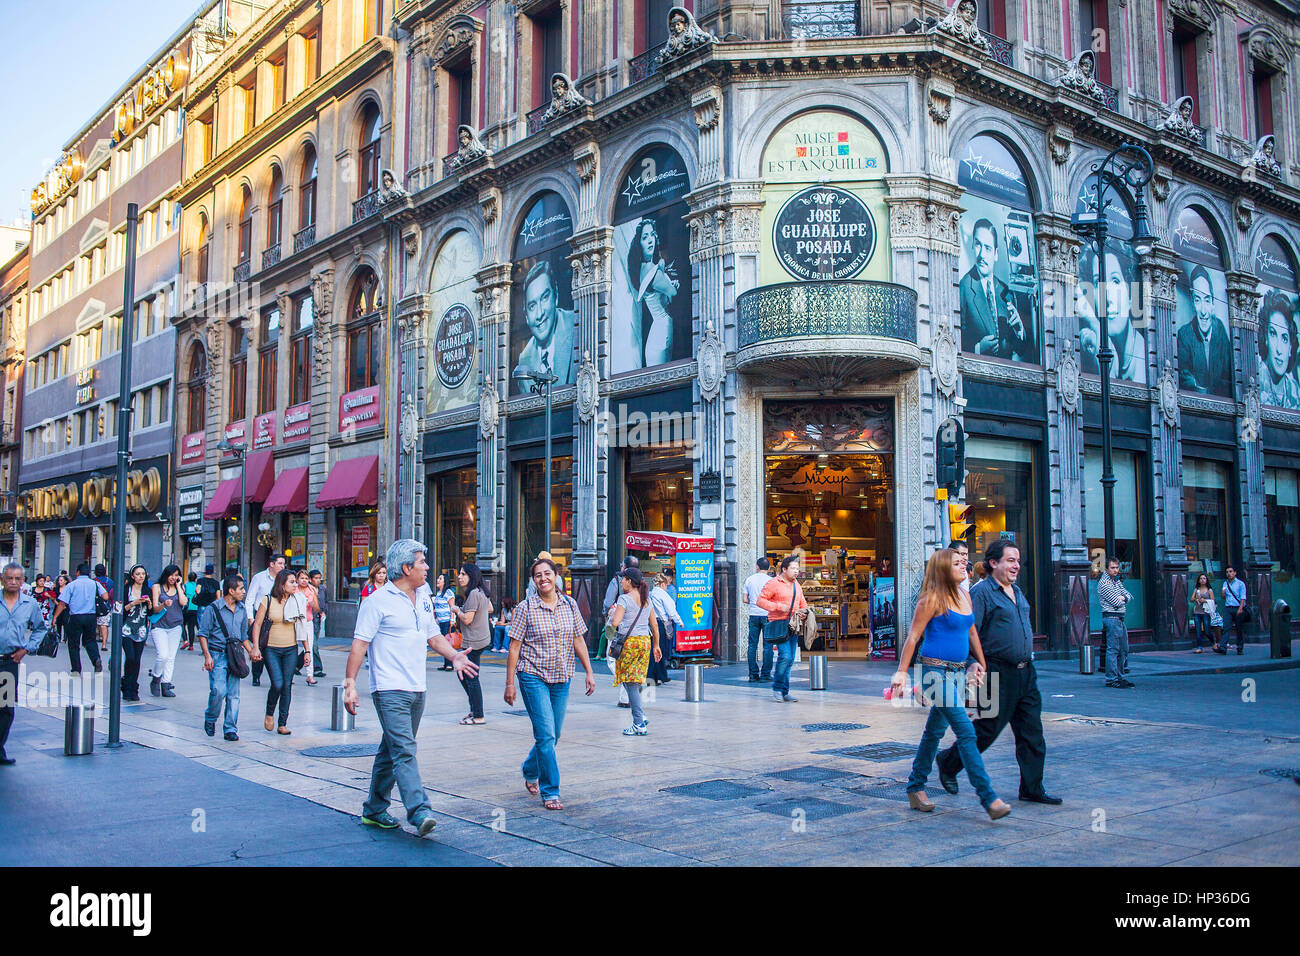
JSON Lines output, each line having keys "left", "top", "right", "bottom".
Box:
{"left": 434, "top": 303, "right": 476, "bottom": 389}
{"left": 772, "top": 185, "right": 876, "bottom": 281}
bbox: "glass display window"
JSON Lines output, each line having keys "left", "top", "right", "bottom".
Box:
{"left": 1265, "top": 467, "right": 1299, "bottom": 619}
{"left": 516, "top": 456, "right": 573, "bottom": 598}
{"left": 965, "top": 436, "right": 1041, "bottom": 632}
{"left": 337, "top": 509, "right": 378, "bottom": 601}
{"left": 434, "top": 466, "right": 478, "bottom": 582}
{"left": 1084, "top": 447, "right": 1147, "bottom": 629}
{"left": 1182, "top": 458, "right": 1231, "bottom": 583}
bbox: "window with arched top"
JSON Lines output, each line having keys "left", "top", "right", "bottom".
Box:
{"left": 185, "top": 345, "right": 206, "bottom": 434}
{"left": 346, "top": 267, "right": 381, "bottom": 391}
{"left": 358, "top": 104, "right": 381, "bottom": 197}
{"left": 238, "top": 186, "right": 252, "bottom": 264}
{"left": 197, "top": 212, "right": 210, "bottom": 285}
{"left": 299, "top": 146, "right": 318, "bottom": 231}
{"left": 266, "top": 166, "right": 284, "bottom": 249}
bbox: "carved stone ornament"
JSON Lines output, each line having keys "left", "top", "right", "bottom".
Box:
{"left": 575, "top": 349, "right": 599, "bottom": 423}
{"left": 1168, "top": 0, "right": 1213, "bottom": 30}
{"left": 275, "top": 291, "right": 291, "bottom": 325}
{"left": 399, "top": 395, "right": 419, "bottom": 454}
{"left": 541, "top": 72, "right": 590, "bottom": 124}
{"left": 1150, "top": 169, "right": 1171, "bottom": 201}
{"left": 402, "top": 226, "right": 420, "bottom": 259}
{"left": 660, "top": 6, "right": 716, "bottom": 64}
{"left": 440, "top": 21, "right": 476, "bottom": 60}
{"left": 1048, "top": 124, "right": 1073, "bottom": 165}
{"left": 310, "top": 268, "right": 334, "bottom": 319}
{"left": 377, "top": 169, "right": 408, "bottom": 204}
{"left": 478, "top": 378, "right": 500, "bottom": 439}
{"left": 1252, "top": 135, "right": 1282, "bottom": 178}
{"left": 930, "top": 0, "right": 990, "bottom": 51}
{"left": 931, "top": 320, "right": 959, "bottom": 397}
{"left": 479, "top": 191, "right": 498, "bottom": 224}
{"left": 1241, "top": 380, "right": 1262, "bottom": 444}
{"left": 1146, "top": 264, "right": 1179, "bottom": 306}
{"left": 1056, "top": 338, "right": 1082, "bottom": 413}
{"left": 1160, "top": 96, "right": 1203, "bottom": 144}
{"left": 1247, "top": 30, "right": 1288, "bottom": 74}
{"left": 928, "top": 88, "right": 952, "bottom": 124}
{"left": 1058, "top": 51, "right": 1105, "bottom": 103}
{"left": 1158, "top": 362, "right": 1180, "bottom": 427}
{"left": 574, "top": 143, "right": 598, "bottom": 184}
{"left": 1234, "top": 197, "right": 1255, "bottom": 232}
{"left": 449, "top": 125, "right": 490, "bottom": 170}
{"left": 692, "top": 86, "right": 720, "bottom": 131}
{"left": 697, "top": 319, "right": 725, "bottom": 401}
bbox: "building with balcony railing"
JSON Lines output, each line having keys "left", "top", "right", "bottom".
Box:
{"left": 0, "top": 243, "right": 28, "bottom": 562}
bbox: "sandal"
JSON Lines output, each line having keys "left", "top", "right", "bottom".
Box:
{"left": 524, "top": 779, "right": 540, "bottom": 796}
{"left": 458, "top": 715, "right": 485, "bottom": 725}
{"left": 305, "top": 677, "right": 318, "bottom": 685}
{"left": 1194, "top": 648, "right": 1203, "bottom": 654}
{"left": 543, "top": 798, "right": 563, "bottom": 811}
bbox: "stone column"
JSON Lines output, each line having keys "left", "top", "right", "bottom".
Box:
{"left": 308, "top": 266, "right": 337, "bottom": 580}
{"left": 474, "top": 263, "right": 509, "bottom": 596}
{"left": 396, "top": 293, "right": 429, "bottom": 540}
{"left": 202, "top": 317, "right": 225, "bottom": 565}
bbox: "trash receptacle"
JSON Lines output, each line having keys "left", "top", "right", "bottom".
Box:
{"left": 1079, "top": 644, "right": 1096, "bottom": 674}
{"left": 64, "top": 704, "right": 95, "bottom": 756}
{"left": 1271, "top": 600, "right": 1292, "bottom": 659}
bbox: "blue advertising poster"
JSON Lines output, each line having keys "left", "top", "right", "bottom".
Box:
{"left": 674, "top": 550, "right": 715, "bottom": 654}
{"left": 870, "top": 576, "right": 897, "bottom": 660}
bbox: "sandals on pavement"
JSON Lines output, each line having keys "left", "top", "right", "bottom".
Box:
{"left": 543, "top": 798, "right": 564, "bottom": 811}
{"left": 458, "top": 715, "right": 485, "bottom": 725}
{"left": 524, "top": 779, "right": 540, "bottom": 795}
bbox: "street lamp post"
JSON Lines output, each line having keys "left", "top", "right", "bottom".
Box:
{"left": 217, "top": 439, "right": 248, "bottom": 576}
{"left": 1072, "top": 143, "right": 1157, "bottom": 566}
{"left": 513, "top": 356, "right": 558, "bottom": 555}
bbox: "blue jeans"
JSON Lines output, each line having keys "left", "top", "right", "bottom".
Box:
{"left": 365, "top": 690, "right": 431, "bottom": 821}
{"left": 1193, "top": 613, "right": 1211, "bottom": 648}
{"left": 1103, "top": 616, "right": 1129, "bottom": 681}
{"left": 492, "top": 625, "right": 509, "bottom": 651}
{"left": 263, "top": 645, "right": 297, "bottom": 726}
{"left": 517, "top": 672, "right": 570, "bottom": 801}
{"left": 907, "top": 664, "right": 998, "bottom": 809}
{"left": 747, "top": 616, "right": 774, "bottom": 679}
{"left": 204, "top": 652, "right": 241, "bottom": 736}
{"left": 766, "top": 620, "right": 797, "bottom": 696}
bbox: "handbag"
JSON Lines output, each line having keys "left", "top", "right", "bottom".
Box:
{"left": 257, "top": 597, "right": 274, "bottom": 654}
{"left": 35, "top": 626, "right": 60, "bottom": 658}
{"left": 764, "top": 583, "right": 801, "bottom": 643}
{"left": 213, "top": 608, "right": 251, "bottom": 680}
{"left": 609, "top": 602, "right": 648, "bottom": 660}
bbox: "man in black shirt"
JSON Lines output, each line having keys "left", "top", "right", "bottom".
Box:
{"left": 936, "top": 540, "right": 1061, "bottom": 805}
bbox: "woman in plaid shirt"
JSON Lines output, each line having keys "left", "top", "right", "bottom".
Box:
{"left": 505, "top": 556, "right": 597, "bottom": 810}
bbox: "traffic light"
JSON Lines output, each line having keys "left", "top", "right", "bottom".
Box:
{"left": 948, "top": 503, "right": 975, "bottom": 544}
{"left": 935, "top": 417, "right": 965, "bottom": 494}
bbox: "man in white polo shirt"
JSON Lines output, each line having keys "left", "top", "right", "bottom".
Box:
{"left": 343, "top": 539, "right": 476, "bottom": 837}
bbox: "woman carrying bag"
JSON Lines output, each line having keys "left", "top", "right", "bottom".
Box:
{"left": 120, "top": 565, "right": 153, "bottom": 702}
{"left": 606, "top": 567, "right": 660, "bottom": 736}
{"left": 251, "top": 569, "right": 309, "bottom": 735}
{"left": 449, "top": 562, "right": 494, "bottom": 725}
{"left": 149, "top": 565, "right": 187, "bottom": 698}
{"left": 755, "top": 556, "right": 808, "bottom": 703}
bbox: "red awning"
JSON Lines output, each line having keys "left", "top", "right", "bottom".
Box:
{"left": 244, "top": 449, "right": 276, "bottom": 502}
{"left": 262, "top": 467, "right": 309, "bottom": 514}
{"left": 203, "top": 478, "right": 240, "bottom": 520}
{"left": 315, "top": 455, "right": 379, "bottom": 510}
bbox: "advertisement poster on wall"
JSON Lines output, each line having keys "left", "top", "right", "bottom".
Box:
{"left": 759, "top": 110, "right": 891, "bottom": 285}
{"left": 957, "top": 134, "right": 1039, "bottom": 363}
{"left": 610, "top": 145, "right": 693, "bottom": 375}
{"left": 870, "top": 576, "right": 896, "bottom": 660}
{"left": 510, "top": 192, "right": 575, "bottom": 395}
{"left": 1171, "top": 206, "right": 1232, "bottom": 397}
{"left": 427, "top": 229, "right": 481, "bottom": 414}
{"left": 1075, "top": 182, "right": 1146, "bottom": 384}
{"left": 1254, "top": 234, "right": 1300, "bottom": 410}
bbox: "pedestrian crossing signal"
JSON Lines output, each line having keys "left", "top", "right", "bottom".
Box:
{"left": 948, "top": 503, "right": 975, "bottom": 544}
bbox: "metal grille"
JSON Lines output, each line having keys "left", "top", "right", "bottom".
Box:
{"left": 232, "top": 260, "right": 250, "bottom": 283}
{"left": 300, "top": 743, "right": 380, "bottom": 758}
{"left": 814, "top": 742, "right": 916, "bottom": 762}
{"left": 526, "top": 105, "right": 548, "bottom": 136}
{"left": 755, "top": 796, "right": 863, "bottom": 821}
{"left": 292, "top": 224, "right": 315, "bottom": 254}
{"left": 628, "top": 42, "right": 665, "bottom": 84}
{"left": 765, "top": 765, "right": 864, "bottom": 783}
{"left": 737, "top": 280, "right": 918, "bottom": 350}
{"left": 352, "top": 191, "right": 380, "bottom": 223}
{"left": 662, "top": 779, "right": 772, "bottom": 801}
{"left": 984, "top": 32, "right": 1013, "bottom": 67}
{"left": 261, "top": 244, "right": 281, "bottom": 271}
{"left": 1259, "top": 768, "right": 1300, "bottom": 781}
{"left": 783, "top": 2, "right": 860, "bottom": 39}
{"left": 1098, "top": 82, "right": 1120, "bottom": 112}
{"left": 802, "top": 722, "right": 870, "bottom": 733}
{"left": 843, "top": 777, "right": 914, "bottom": 802}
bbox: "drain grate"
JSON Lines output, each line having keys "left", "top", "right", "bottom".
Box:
{"left": 802, "top": 722, "right": 870, "bottom": 733}
{"left": 299, "top": 743, "right": 380, "bottom": 758}
{"left": 765, "top": 765, "right": 865, "bottom": 784}
{"left": 815, "top": 742, "right": 915, "bottom": 762}
{"left": 754, "top": 796, "right": 863, "bottom": 821}
{"left": 662, "top": 779, "right": 771, "bottom": 801}
{"left": 121, "top": 703, "right": 166, "bottom": 712}
{"left": 1259, "top": 767, "right": 1300, "bottom": 781}
{"left": 1058, "top": 717, "right": 1131, "bottom": 727}
{"left": 843, "top": 776, "right": 914, "bottom": 802}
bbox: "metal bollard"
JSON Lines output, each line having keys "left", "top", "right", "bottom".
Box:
{"left": 331, "top": 685, "right": 355, "bottom": 732}
{"left": 683, "top": 663, "right": 704, "bottom": 702}
{"left": 809, "top": 655, "right": 828, "bottom": 690}
{"left": 1079, "top": 644, "right": 1096, "bottom": 674}
{"left": 1271, "top": 600, "right": 1292, "bottom": 659}
{"left": 64, "top": 704, "right": 95, "bottom": 756}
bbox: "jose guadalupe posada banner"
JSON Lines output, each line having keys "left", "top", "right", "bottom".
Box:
{"left": 610, "top": 144, "right": 692, "bottom": 374}
{"left": 957, "top": 134, "right": 1039, "bottom": 363}
{"left": 427, "top": 229, "right": 481, "bottom": 414}
{"left": 1254, "top": 234, "right": 1300, "bottom": 410}
{"left": 760, "top": 110, "right": 890, "bottom": 284}
{"left": 510, "top": 192, "right": 575, "bottom": 395}
{"left": 1171, "top": 206, "right": 1232, "bottom": 397}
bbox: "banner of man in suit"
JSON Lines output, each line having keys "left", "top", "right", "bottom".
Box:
{"left": 510, "top": 192, "right": 576, "bottom": 395}
{"left": 957, "top": 134, "right": 1039, "bottom": 363}
{"left": 1171, "top": 206, "right": 1232, "bottom": 398}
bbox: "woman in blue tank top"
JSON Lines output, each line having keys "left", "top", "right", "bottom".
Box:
{"left": 891, "top": 548, "right": 1010, "bottom": 820}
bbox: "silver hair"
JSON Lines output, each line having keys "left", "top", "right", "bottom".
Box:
{"left": 385, "top": 539, "right": 428, "bottom": 580}
{"left": 2, "top": 562, "right": 23, "bottom": 577}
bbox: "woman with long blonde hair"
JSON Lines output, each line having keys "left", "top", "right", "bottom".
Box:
{"left": 891, "top": 548, "right": 1010, "bottom": 820}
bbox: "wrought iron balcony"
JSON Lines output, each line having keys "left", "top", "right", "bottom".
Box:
{"left": 628, "top": 42, "right": 665, "bottom": 84}
{"left": 233, "top": 260, "right": 250, "bottom": 283}
{"left": 526, "top": 104, "right": 547, "bottom": 137}
{"left": 983, "top": 31, "right": 1013, "bottom": 67}
{"left": 1098, "top": 81, "right": 1120, "bottom": 112}
{"left": 783, "top": 1, "right": 861, "bottom": 39}
{"left": 736, "top": 279, "right": 921, "bottom": 386}
{"left": 442, "top": 152, "right": 458, "bottom": 178}
{"left": 293, "top": 224, "right": 316, "bottom": 254}
{"left": 352, "top": 190, "right": 380, "bottom": 223}
{"left": 261, "top": 244, "right": 282, "bottom": 271}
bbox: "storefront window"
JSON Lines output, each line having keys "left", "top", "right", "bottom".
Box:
{"left": 337, "top": 509, "right": 378, "bottom": 601}
{"left": 1084, "top": 448, "right": 1147, "bottom": 630}
{"left": 284, "top": 514, "right": 308, "bottom": 565}
{"left": 763, "top": 399, "right": 894, "bottom": 658}
{"left": 1183, "top": 458, "right": 1230, "bottom": 587}
{"left": 625, "top": 447, "right": 694, "bottom": 535}
{"left": 435, "top": 467, "right": 477, "bottom": 582}
{"left": 517, "top": 456, "right": 573, "bottom": 598}
{"left": 965, "top": 436, "right": 1041, "bottom": 632}
{"left": 1265, "top": 467, "right": 1300, "bottom": 618}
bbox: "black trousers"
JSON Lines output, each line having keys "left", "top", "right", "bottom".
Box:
{"left": 121, "top": 639, "right": 146, "bottom": 698}
{"left": 64, "top": 614, "right": 101, "bottom": 673}
{"left": 0, "top": 658, "right": 17, "bottom": 759}
{"left": 458, "top": 647, "right": 486, "bottom": 719}
{"left": 937, "top": 661, "right": 1047, "bottom": 798}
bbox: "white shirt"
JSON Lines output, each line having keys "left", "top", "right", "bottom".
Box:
{"left": 245, "top": 568, "right": 276, "bottom": 623}
{"left": 960, "top": 576, "right": 971, "bottom": 593}
{"left": 353, "top": 580, "right": 439, "bottom": 693}
{"left": 649, "top": 585, "right": 684, "bottom": 629}
{"left": 743, "top": 571, "right": 771, "bottom": 617}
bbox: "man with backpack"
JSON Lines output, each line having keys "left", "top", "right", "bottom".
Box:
{"left": 196, "top": 573, "right": 256, "bottom": 741}
{"left": 93, "top": 563, "right": 115, "bottom": 652}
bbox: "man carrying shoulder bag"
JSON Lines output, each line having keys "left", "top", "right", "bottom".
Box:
{"left": 196, "top": 574, "right": 259, "bottom": 742}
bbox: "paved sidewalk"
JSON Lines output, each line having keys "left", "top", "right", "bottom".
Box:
{"left": 4, "top": 641, "right": 1298, "bottom": 866}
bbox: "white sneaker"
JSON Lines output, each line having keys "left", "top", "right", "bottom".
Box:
{"left": 772, "top": 690, "right": 784, "bottom": 702}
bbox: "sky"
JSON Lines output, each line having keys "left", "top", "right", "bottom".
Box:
{"left": 0, "top": 0, "right": 204, "bottom": 228}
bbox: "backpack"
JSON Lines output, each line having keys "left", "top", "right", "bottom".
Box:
{"left": 194, "top": 576, "right": 220, "bottom": 608}
{"left": 94, "top": 578, "right": 112, "bottom": 617}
